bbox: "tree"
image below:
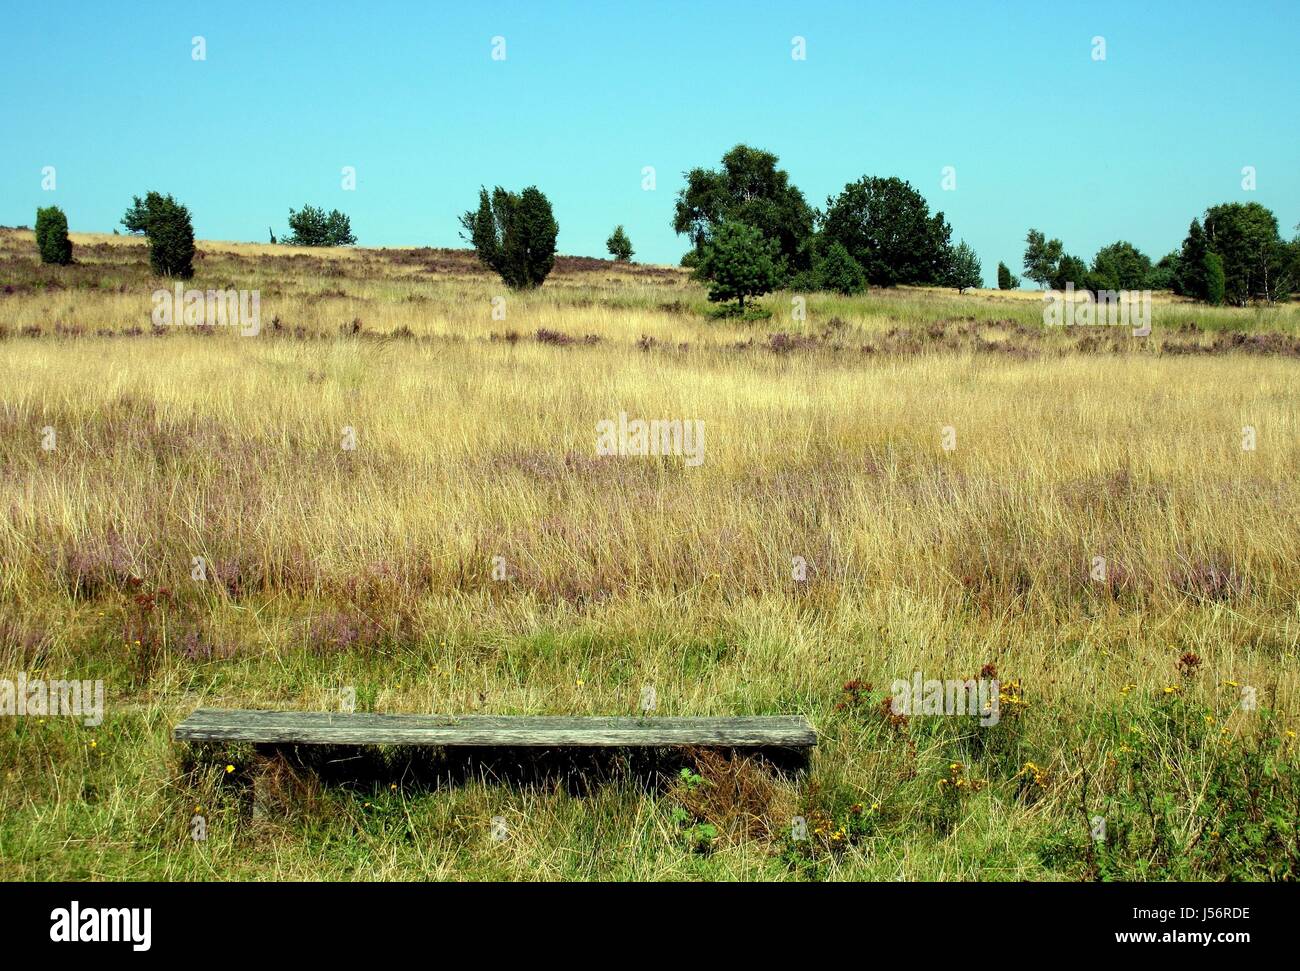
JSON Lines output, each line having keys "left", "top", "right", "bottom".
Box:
{"left": 123, "top": 192, "right": 194, "bottom": 278}
{"left": 460, "top": 185, "right": 559, "bottom": 289}
{"left": 1147, "top": 251, "right": 1181, "bottom": 291}
{"left": 996, "top": 261, "right": 1019, "bottom": 290}
{"left": 1051, "top": 253, "right": 1090, "bottom": 291}
{"left": 122, "top": 192, "right": 165, "bottom": 234}
{"left": 606, "top": 225, "right": 634, "bottom": 262}
{"left": 1090, "top": 240, "right": 1152, "bottom": 291}
{"left": 35, "top": 206, "right": 73, "bottom": 265}
{"left": 1289, "top": 232, "right": 1300, "bottom": 299}
{"left": 1175, "top": 219, "right": 1209, "bottom": 299}
{"left": 1202, "top": 202, "right": 1290, "bottom": 304}
{"left": 947, "top": 241, "right": 982, "bottom": 293}
{"left": 821, "top": 177, "right": 952, "bottom": 287}
{"left": 673, "top": 144, "right": 814, "bottom": 275}
{"left": 1174, "top": 205, "right": 1293, "bottom": 305}
{"left": 694, "top": 219, "right": 782, "bottom": 312}
{"left": 1023, "top": 229, "right": 1064, "bottom": 288}
{"left": 285, "top": 205, "right": 356, "bottom": 246}
{"left": 1204, "top": 251, "right": 1226, "bottom": 306}
{"left": 814, "top": 240, "right": 866, "bottom": 294}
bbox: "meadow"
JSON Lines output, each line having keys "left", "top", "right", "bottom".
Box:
{"left": 1, "top": 228, "right": 1297, "bottom": 880}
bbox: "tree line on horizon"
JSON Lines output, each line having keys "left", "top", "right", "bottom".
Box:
{"left": 666, "top": 144, "right": 1299, "bottom": 311}
{"left": 30, "top": 153, "right": 1300, "bottom": 313}
{"left": 453, "top": 144, "right": 983, "bottom": 312}
{"left": 457, "top": 143, "right": 1299, "bottom": 314}
{"left": 32, "top": 197, "right": 358, "bottom": 278}
{"left": 1021, "top": 202, "right": 1298, "bottom": 307}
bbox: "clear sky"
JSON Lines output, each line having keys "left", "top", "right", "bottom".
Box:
{"left": 4, "top": 1, "right": 1297, "bottom": 279}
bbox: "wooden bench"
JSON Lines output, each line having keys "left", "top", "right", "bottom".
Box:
{"left": 174, "top": 708, "right": 816, "bottom": 750}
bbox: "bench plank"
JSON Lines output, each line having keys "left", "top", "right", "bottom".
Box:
{"left": 174, "top": 709, "right": 816, "bottom": 748}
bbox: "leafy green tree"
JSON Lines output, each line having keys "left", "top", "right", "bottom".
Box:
{"left": 821, "top": 177, "right": 952, "bottom": 287}
{"left": 460, "top": 185, "right": 559, "bottom": 289}
{"left": 1147, "top": 251, "right": 1181, "bottom": 291}
{"left": 35, "top": 206, "right": 73, "bottom": 265}
{"left": 1051, "top": 253, "right": 1091, "bottom": 291}
{"left": 606, "top": 225, "right": 634, "bottom": 262}
{"left": 1202, "top": 202, "right": 1290, "bottom": 304}
{"left": 1090, "top": 240, "right": 1152, "bottom": 291}
{"left": 285, "top": 205, "right": 356, "bottom": 246}
{"left": 673, "top": 144, "right": 814, "bottom": 275}
{"left": 996, "top": 261, "right": 1019, "bottom": 290}
{"left": 947, "top": 241, "right": 982, "bottom": 293}
{"left": 123, "top": 192, "right": 194, "bottom": 277}
{"left": 1022, "top": 229, "right": 1064, "bottom": 288}
{"left": 814, "top": 240, "right": 866, "bottom": 294}
{"left": 694, "top": 219, "right": 782, "bottom": 311}
{"left": 121, "top": 192, "right": 165, "bottom": 234}
{"left": 1204, "top": 251, "right": 1226, "bottom": 305}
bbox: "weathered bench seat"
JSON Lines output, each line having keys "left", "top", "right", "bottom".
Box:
{"left": 174, "top": 709, "right": 816, "bottom": 749}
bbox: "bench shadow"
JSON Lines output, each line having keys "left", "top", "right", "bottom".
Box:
{"left": 195, "top": 743, "right": 811, "bottom": 795}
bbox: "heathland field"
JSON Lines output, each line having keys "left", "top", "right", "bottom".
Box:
{"left": 1, "top": 228, "right": 1297, "bottom": 880}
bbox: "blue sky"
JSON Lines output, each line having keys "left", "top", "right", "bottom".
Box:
{"left": 4, "top": 1, "right": 1297, "bottom": 279}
